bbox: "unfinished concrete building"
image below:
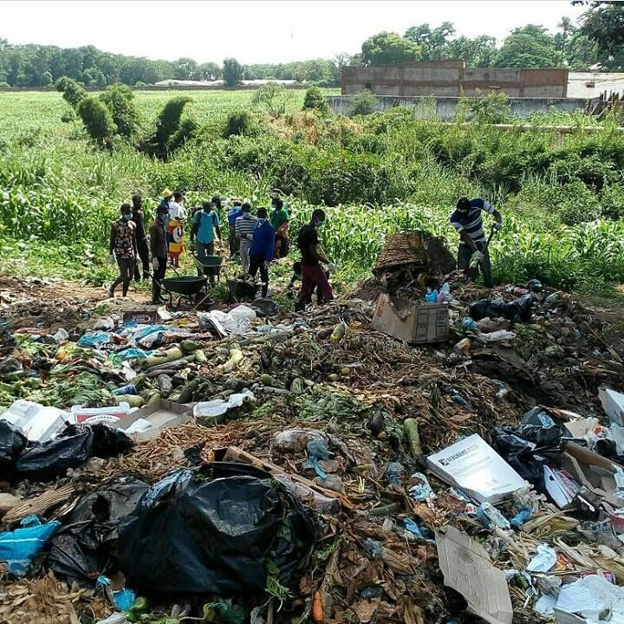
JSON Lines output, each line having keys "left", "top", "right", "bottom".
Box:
{"left": 341, "top": 60, "right": 569, "bottom": 98}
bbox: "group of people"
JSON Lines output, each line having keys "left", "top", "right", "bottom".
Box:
{"left": 108, "top": 190, "right": 501, "bottom": 307}
{"left": 108, "top": 190, "right": 336, "bottom": 308}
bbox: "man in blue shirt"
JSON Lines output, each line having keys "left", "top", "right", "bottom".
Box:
{"left": 450, "top": 197, "right": 502, "bottom": 288}
{"left": 190, "top": 201, "right": 222, "bottom": 285}
{"left": 227, "top": 199, "right": 243, "bottom": 257}
{"left": 248, "top": 207, "right": 275, "bottom": 298}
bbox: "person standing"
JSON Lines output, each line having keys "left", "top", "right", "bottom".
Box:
{"left": 248, "top": 208, "right": 275, "bottom": 298}
{"left": 150, "top": 204, "right": 169, "bottom": 304}
{"left": 270, "top": 196, "right": 290, "bottom": 259}
{"left": 159, "top": 188, "right": 173, "bottom": 212}
{"left": 108, "top": 204, "right": 137, "bottom": 298}
{"left": 227, "top": 199, "right": 243, "bottom": 257}
{"left": 295, "top": 209, "right": 334, "bottom": 312}
{"left": 131, "top": 194, "right": 149, "bottom": 282}
{"left": 190, "top": 200, "right": 222, "bottom": 285}
{"left": 235, "top": 202, "right": 256, "bottom": 276}
{"left": 167, "top": 191, "right": 187, "bottom": 269}
{"left": 450, "top": 196, "right": 502, "bottom": 288}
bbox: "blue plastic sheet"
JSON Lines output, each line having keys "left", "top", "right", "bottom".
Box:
{"left": 78, "top": 332, "right": 112, "bottom": 347}
{"left": 0, "top": 515, "right": 61, "bottom": 576}
{"left": 108, "top": 348, "right": 152, "bottom": 367}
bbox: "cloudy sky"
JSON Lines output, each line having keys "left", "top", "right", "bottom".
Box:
{"left": 2, "top": 1, "right": 586, "bottom": 64}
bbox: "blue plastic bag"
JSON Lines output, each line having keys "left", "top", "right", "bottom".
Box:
{"left": 0, "top": 515, "right": 61, "bottom": 576}
{"left": 78, "top": 332, "right": 112, "bottom": 347}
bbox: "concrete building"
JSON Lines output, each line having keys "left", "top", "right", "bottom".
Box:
{"left": 341, "top": 61, "right": 569, "bottom": 98}
{"left": 567, "top": 72, "right": 624, "bottom": 99}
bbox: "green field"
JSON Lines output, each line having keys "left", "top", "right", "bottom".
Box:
{"left": 1, "top": 87, "right": 624, "bottom": 293}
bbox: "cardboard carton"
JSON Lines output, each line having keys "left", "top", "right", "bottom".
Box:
{"left": 372, "top": 294, "right": 449, "bottom": 345}
{"left": 427, "top": 434, "right": 526, "bottom": 504}
{"left": 119, "top": 399, "right": 192, "bottom": 443}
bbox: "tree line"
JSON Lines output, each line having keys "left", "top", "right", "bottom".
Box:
{"left": 0, "top": 2, "right": 622, "bottom": 88}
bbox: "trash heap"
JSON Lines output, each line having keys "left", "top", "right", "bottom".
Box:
{"left": 2, "top": 245, "right": 624, "bottom": 623}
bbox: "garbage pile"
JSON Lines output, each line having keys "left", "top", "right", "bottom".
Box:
{"left": 2, "top": 263, "right": 624, "bottom": 623}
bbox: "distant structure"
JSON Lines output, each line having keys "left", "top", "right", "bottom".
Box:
{"left": 153, "top": 79, "right": 301, "bottom": 88}
{"left": 341, "top": 60, "right": 569, "bottom": 98}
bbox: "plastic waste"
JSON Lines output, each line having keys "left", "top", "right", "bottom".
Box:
{"left": 492, "top": 380, "right": 509, "bottom": 399}
{"left": 385, "top": 461, "right": 405, "bottom": 486}
{"left": 526, "top": 544, "right": 557, "bottom": 573}
{"left": 451, "top": 392, "right": 471, "bottom": 409}
{"left": 71, "top": 403, "right": 131, "bottom": 426}
{"left": 0, "top": 515, "right": 61, "bottom": 576}
{"left": 78, "top": 332, "right": 112, "bottom": 348}
{"left": 314, "top": 474, "right": 344, "bottom": 493}
{"left": 111, "top": 384, "right": 137, "bottom": 397}
{"left": 469, "top": 295, "right": 533, "bottom": 323}
{"left": 403, "top": 518, "right": 434, "bottom": 543}
{"left": 118, "top": 463, "right": 317, "bottom": 595}
{"left": 408, "top": 472, "right": 435, "bottom": 503}
{"left": 425, "top": 288, "right": 439, "bottom": 303}
{"left": 52, "top": 327, "right": 70, "bottom": 343}
{"left": 363, "top": 538, "right": 383, "bottom": 559}
{"left": 476, "top": 502, "right": 510, "bottom": 530}
{"left": 510, "top": 509, "right": 533, "bottom": 529}
{"left": 199, "top": 306, "right": 256, "bottom": 336}
{"left": 193, "top": 390, "right": 255, "bottom": 422}
{"left": 1, "top": 399, "right": 70, "bottom": 443}
{"left": 49, "top": 480, "right": 149, "bottom": 585}
{"left": 274, "top": 428, "right": 327, "bottom": 453}
{"left": 96, "top": 615, "right": 129, "bottom": 624}
{"left": 477, "top": 329, "right": 516, "bottom": 343}
{"left": 250, "top": 298, "right": 279, "bottom": 317}
{"left": 13, "top": 424, "right": 133, "bottom": 482}
{"left": 113, "top": 588, "right": 136, "bottom": 611}
{"left": 462, "top": 317, "right": 478, "bottom": 332}
{"left": 437, "top": 283, "right": 451, "bottom": 303}
{"left": 0, "top": 420, "right": 26, "bottom": 469}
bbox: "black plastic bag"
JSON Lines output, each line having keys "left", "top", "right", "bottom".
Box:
{"left": 493, "top": 423, "right": 563, "bottom": 487}
{"left": 49, "top": 480, "right": 148, "bottom": 585}
{"left": 0, "top": 421, "right": 27, "bottom": 470}
{"left": 14, "top": 423, "right": 133, "bottom": 482}
{"left": 469, "top": 294, "right": 533, "bottom": 323}
{"left": 118, "top": 463, "right": 317, "bottom": 596}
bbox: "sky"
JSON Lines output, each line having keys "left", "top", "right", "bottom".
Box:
{"left": 1, "top": 1, "right": 586, "bottom": 65}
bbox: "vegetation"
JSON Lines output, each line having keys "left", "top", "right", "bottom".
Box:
{"left": 2, "top": 88, "right": 624, "bottom": 295}
{"left": 223, "top": 58, "right": 244, "bottom": 87}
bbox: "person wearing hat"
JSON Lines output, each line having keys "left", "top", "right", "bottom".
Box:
{"left": 149, "top": 203, "right": 169, "bottom": 304}
{"left": 159, "top": 188, "right": 173, "bottom": 213}
{"left": 227, "top": 199, "right": 243, "bottom": 257}
{"left": 108, "top": 203, "right": 138, "bottom": 298}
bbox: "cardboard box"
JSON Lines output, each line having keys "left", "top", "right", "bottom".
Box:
{"left": 372, "top": 294, "right": 449, "bottom": 345}
{"left": 561, "top": 441, "right": 624, "bottom": 508}
{"left": 119, "top": 399, "right": 192, "bottom": 442}
{"left": 599, "top": 388, "right": 624, "bottom": 426}
{"left": 436, "top": 526, "right": 513, "bottom": 624}
{"left": 427, "top": 434, "right": 527, "bottom": 504}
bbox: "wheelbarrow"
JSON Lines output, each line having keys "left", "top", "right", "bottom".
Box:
{"left": 160, "top": 275, "right": 208, "bottom": 309}
{"left": 193, "top": 255, "right": 224, "bottom": 284}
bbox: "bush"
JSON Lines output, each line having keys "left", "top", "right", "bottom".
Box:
{"left": 348, "top": 91, "right": 378, "bottom": 117}
{"left": 462, "top": 92, "right": 511, "bottom": 124}
{"left": 77, "top": 96, "right": 116, "bottom": 146}
{"left": 145, "top": 96, "right": 194, "bottom": 160}
{"left": 99, "top": 84, "right": 140, "bottom": 138}
{"left": 55, "top": 76, "right": 87, "bottom": 109}
{"left": 302, "top": 86, "right": 328, "bottom": 114}
{"left": 224, "top": 110, "right": 253, "bottom": 137}
{"left": 252, "top": 83, "right": 287, "bottom": 117}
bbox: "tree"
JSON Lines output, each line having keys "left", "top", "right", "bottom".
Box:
{"left": 404, "top": 22, "right": 455, "bottom": 60}
{"left": 580, "top": 2, "right": 624, "bottom": 69}
{"left": 446, "top": 36, "right": 498, "bottom": 67}
{"left": 361, "top": 32, "right": 421, "bottom": 65}
{"left": 77, "top": 96, "right": 116, "bottom": 146}
{"left": 223, "top": 58, "right": 244, "bottom": 86}
{"left": 173, "top": 57, "right": 199, "bottom": 80}
{"left": 495, "top": 25, "right": 563, "bottom": 68}
{"left": 198, "top": 62, "right": 221, "bottom": 81}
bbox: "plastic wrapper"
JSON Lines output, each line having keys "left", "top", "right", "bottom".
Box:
{"left": 0, "top": 420, "right": 26, "bottom": 469}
